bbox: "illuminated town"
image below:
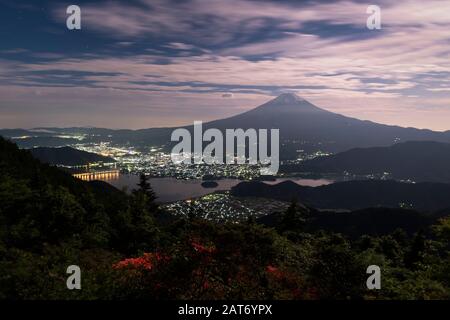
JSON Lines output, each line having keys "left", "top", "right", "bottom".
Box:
{"left": 73, "top": 141, "right": 269, "bottom": 180}
{"left": 163, "top": 192, "right": 290, "bottom": 222}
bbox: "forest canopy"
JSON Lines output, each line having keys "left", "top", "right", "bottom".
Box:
{"left": 0, "top": 137, "right": 449, "bottom": 300}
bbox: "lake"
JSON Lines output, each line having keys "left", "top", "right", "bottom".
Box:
{"left": 104, "top": 174, "right": 333, "bottom": 203}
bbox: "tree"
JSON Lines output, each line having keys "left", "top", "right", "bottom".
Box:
{"left": 278, "top": 199, "right": 307, "bottom": 232}
{"left": 310, "top": 235, "right": 365, "bottom": 299}
{"left": 134, "top": 173, "right": 158, "bottom": 212}
{"left": 405, "top": 230, "right": 426, "bottom": 268}
{"left": 136, "top": 173, "right": 156, "bottom": 201}
{"left": 433, "top": 216, "right": 450, "bottom": 246}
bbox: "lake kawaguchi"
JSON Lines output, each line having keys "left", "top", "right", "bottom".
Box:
{"left": 103, "top": 174, "right": 333, "bottom": 203}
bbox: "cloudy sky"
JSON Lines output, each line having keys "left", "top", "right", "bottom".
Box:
{"left": 1, "top": 0, "right": 450, "bottom": 130}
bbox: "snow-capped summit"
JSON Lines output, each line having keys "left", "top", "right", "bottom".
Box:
{"left": 272, "top": 92, "right": 306, "bottom": 104}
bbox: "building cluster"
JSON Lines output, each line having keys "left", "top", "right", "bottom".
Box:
{"left": 75, "top": 142, "right": 265, "bottom": 180}
{"left": 164, "top": 192, "right": 290, "bottom": 222}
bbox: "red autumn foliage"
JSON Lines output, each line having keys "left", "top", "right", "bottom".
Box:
{"left": 266, "top": 265, "right": 285, "bottom": 279}
{"left": 113, "top": 252, "right": 169, "bottom": 271}
{"left": 191, "top": 240, "right": 216, "bottom": 254}
{"left": 267, "top": 265, "right": 306, "bottom": 299}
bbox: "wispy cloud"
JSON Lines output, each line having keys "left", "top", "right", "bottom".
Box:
{"left": 0, "top": 0, "right": 449, "bottom": 129}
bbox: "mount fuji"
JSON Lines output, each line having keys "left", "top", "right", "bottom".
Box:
{"left": 195, "top": 93, "right": 450, "bottom": 157}
{"left": 2, "top": 93, "right": 450, "bottom": 158}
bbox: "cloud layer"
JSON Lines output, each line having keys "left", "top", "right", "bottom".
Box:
{"left": 0, "top": 0, "right": 449, "bottom": 130}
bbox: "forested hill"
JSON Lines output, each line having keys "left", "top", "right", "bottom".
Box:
{"left": 282, "top": 141, "right": 450, "bottom": 183}
{"left": 1, "top": 137, "right": 450, "bottom": 300}
{"left": 29, "top": 146, "right": 116, "bottom": 166}
{"left": 231, "top": 180, "right": 450, "bottom": 211}
{"left": 0, "top": 136, "right": 130, "bottom": 250}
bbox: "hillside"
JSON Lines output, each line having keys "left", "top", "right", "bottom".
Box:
{"left": 1, "top": 136, "right": 450, "bottom": 299}
{"left": 257, "top": 207, "right": 443, "bottom": 238}
{"left": 0, "top": 137, "right": 132, "bottom": 251}
{"left": 231, "top": 180, "right": 450, "bottom": 211}
{"left": 282, "top": 141, "right": 450, "bottom": 183}
{"left": 29, "top": 146, "right": 116, "bottom": 166}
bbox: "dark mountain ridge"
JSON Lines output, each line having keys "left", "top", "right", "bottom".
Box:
{"left": 231, "top": 179, "right": 450, "bottom": 211}
{"left": 283, "top": 140, "right": 450, "bottom": 183}
{"left": 29, "top": 146, "right": 116, "bottom": 166}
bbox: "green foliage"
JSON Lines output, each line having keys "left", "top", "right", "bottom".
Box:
{"left": 309, "top": 234, "right": 366, "bottom": 299}
{"left": 278, "top": 199, "right": 307, "bottom": 233}
{"left": 0, "top": 137, "right": 449, "bottom": 300}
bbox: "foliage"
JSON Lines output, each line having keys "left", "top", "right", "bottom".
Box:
{"left": 0, "top": 137, "right": 449, "bottom": 299}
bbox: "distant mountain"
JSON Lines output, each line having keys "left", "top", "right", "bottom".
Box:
{"left": 231, "top": 180, "right": 450, "bottom": 211}
{"left": 282, "top": 141, "right": 450, "bottom": 183}
{"left": 2, "top": 93, "right": 450, "bottom": 156}
{"left": 0, "top": 129, "right": 39, "bottom": 137}
{"left": 10, "top": 137, "right": 82, "bottom": 148}
{"left": 29, "top": 146, "right": 115, "bottom": 166}
{"left": 0, "top": 127, "right": 170, "bottom": 148}
{"left": 200, "top": 93, "right": 450, "bottom": 156}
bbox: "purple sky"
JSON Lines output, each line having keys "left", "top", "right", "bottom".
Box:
{"left": 0, "top": 0, "right": 450, "bottom": 130}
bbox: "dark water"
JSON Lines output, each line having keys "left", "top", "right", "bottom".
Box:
{"left": 105, "top": 174, "right": 333, "bottom": 203}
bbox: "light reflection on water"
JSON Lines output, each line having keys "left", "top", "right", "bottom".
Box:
{"left": 101, "top": 174, "right": 333, "bottom": 203}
